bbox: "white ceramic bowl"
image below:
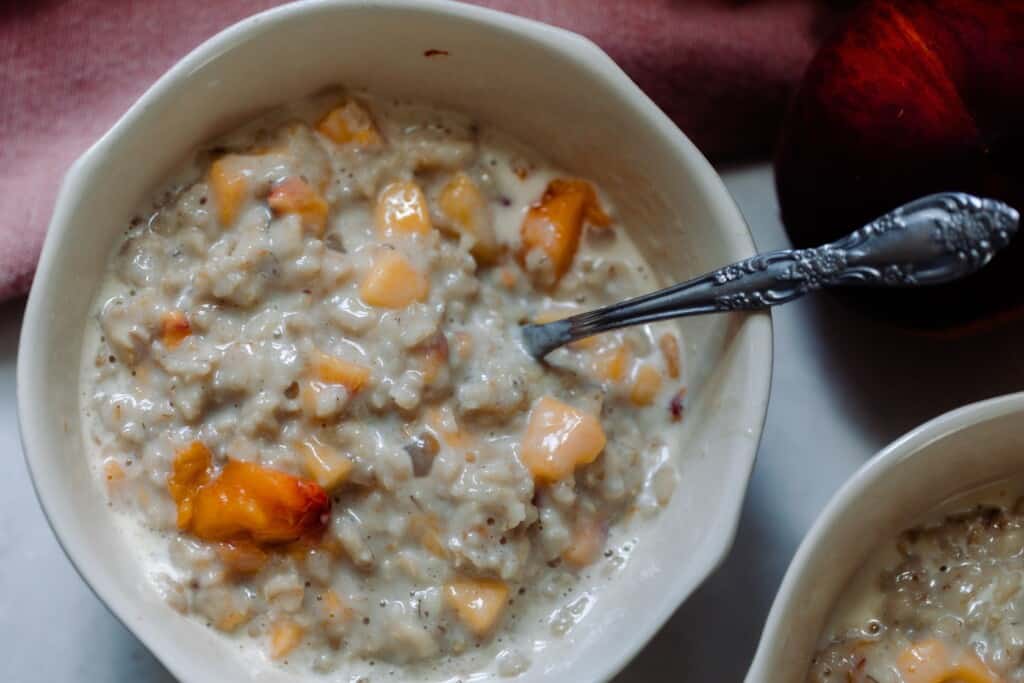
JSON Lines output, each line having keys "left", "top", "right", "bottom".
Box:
{"left": 18, "top": 1, "right": 771, "bottom": 680}
{"left": 748, "top": 392, "right": 1024, "bottom": 682}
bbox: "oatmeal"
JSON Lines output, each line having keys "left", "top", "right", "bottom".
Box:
{"left": 809, "top": 483, "right": 1024, "bottom": 683}
{"left": 82, "top": 89, "right": 687, "bottom": 675}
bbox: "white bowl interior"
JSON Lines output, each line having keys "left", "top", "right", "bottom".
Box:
{"left": 19, "top": 2, "right": 771, "bottom": 681}
{"left": 748, "top": 393, "right": 1024, "bottom": 682}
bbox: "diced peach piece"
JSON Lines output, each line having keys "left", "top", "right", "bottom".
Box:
{"left": 297, "top": 438, "right": 353, "bottom": 492}
{"left": 375, "top": 181, "right": 433, "bottom": 237}
{"left": 897, "top": 639, "right": 999, "bottom": 683}
{"left": 594, "top": 343, "right": 631, "bottom": 382}
{"left": 169, "top": 445, "right": 330, "bottom": 545}
{"left": 168, "top": 441, "right": 213, "bottom": 529}
{"left": 360, "top": 250, "right": 429, "bottom": 308}
{"left": 215, "top": 610, "right": 251, "bottom": 633}
{"left": 189, "top": 460, "right": 329, "bottom": 544}
{"left": 562, "top": 516, "right": 607, "bottom": 569}
{"left": 518, "top": 178, "right": 611, "bottom": 283}
{"left": 309, "top": 350, "right": 371, "bottom": 393}
{"left": 160, "top": 310, "right": 191, "bottom": 349}
{"left": 268, "top": 619, "right": 304, "bottom": 660}
{"left": 439, "top": 172, "right": 500, "bottom": 263}
{"left": 316, "top": 100, "right": 381, "bottom": 147}
{"left": 444, "top": 577, "right": 509, "bottom": 637}
{"left": 630, "top": 363, "right": 662, "bottom": 406}
{"left": 520, "top": 396, "right": 607, "bottom": 483}
{"left": 208, "top": 156, "right": 249, "bottom": 226}
{"left": 216, "top": 540, "right": 269, "bottom": 575}
{"left": 659, "top": 333, "right": 681, "bottom": 379}
{"left": 268, "top": 176, "right": 329, "bottom": 236}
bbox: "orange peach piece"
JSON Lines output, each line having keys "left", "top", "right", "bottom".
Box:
{"left": 897, "top": 638, "right": 999, "bottom": 683}
{"left": 562, "top": 516, "right": 607, "bottom": 569}
{"left": 187, "top": 460, "right": 330, "bottom": 544}
{"left": 630, "top": 363, "right": 662, "bottom": 406}
{"left": 268, "top": 619, "right": 304, "bottom": 660}
{"left": 309, "top": 350, "right": 371, "bottom": 393}
{"left": 316, "top": 100, "right": 381, "bottom": 147}
{"left": 215, "top": 610, "right": 251, "bottom": 633}
{"left": 169, "top": 445, "right": 330, "bottom": 545}
{"left": 167, "top": 441, "right": 213, "bottom": 529}
{"left": 297, "top": 438, "right": 353, "bottom": 492}
{"left": 444, "top": 577, "right": 509, "bottom": 637}
{"left": 518, "top": 178, "right": 610, "bottom": 283}
{"left": 594, "top": 343, "right": 631, "bottom": 382}
{"left": 519, "top": 396, "right": 607, "bottom": 483}
{"left": 439, "top": 172, "right": 499, "bottom": 263}
{"left": 375, "top": 181, "right": 432, "bottom": 237}
{"left": 208, "top": 156, "right": 249, "bottom": 226}
{"left": 659, "top": 333, "right": 681, "bottom": 379}
{"left": 360, "top": 250, "right": 429, "bottom": 308}
{"left": 160, "top": 310, "right": 191, "bottom": 349}
{"left": 268, "top": 176, "right": 329, "bottom": 236}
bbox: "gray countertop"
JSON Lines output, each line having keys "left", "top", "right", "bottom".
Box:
{"left": 4, "top": 163, "right": 1022, "bottom": 682}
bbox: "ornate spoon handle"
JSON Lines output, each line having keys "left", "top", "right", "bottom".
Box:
{"left": 522, "top": 192, "right": 1020, "bottom": 358}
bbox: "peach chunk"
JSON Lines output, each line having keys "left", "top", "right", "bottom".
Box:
{"left": 360, "top": 250, "right": 429, "bottom": 308}
{"left": 268, "top": 619, "right": 304, "bottom": 660}
{"left": 518, "top": 178, "right": 610, "bottom": 284}
{"left": 167, "top": 440, "right": 213, "bottom": 529}
{"left": 439, "top": 172, "right": 500, "bottom": 263}
{"left": 268, "top": 176, "right": 329, "bottom": 236}
{"left": 160, "top": 310, "right": 191, "bottom": 349}
{"left": 630, "top": 363, "right": 662, "bottom": 406}
{"left": 208, "top": 155, "right": 250, "bottom": 226}
{"left": 594, "top": 342, "right": 631, "bottom": 383}
{"left": 297, "top": 438, "right": 353, "bottom": 492}
{"left": 375, "top": 181, "right": 433, "bottom": 237}
{"left": 316, "top": 100, "right": 381, "bottom": 147}
{"left": 562, "top": 516, "right": 607, "bottom": 569}
{"left": 309, "top": 349, "right": 371, "bottom": 393}
{"left": 897, "top": 639, "right": 999, "bottom": 683}
{"left": 520, "top": 396, "right": 606, "bottom": 483}
{"left": 168, "top": 443, "right": 330, "bottom": 545}
{"left": 444, "top": 577, "right": 509, "bottom": 637}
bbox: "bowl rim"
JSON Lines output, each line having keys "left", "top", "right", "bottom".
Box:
{"left": 747, "top": 390, "right": 1024, "bottom": 682}
{"left": 17, "top": 1, "right": 773, "bottom": 680}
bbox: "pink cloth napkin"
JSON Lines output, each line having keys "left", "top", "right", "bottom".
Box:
{"left": 0, "top": 0, "right": 842, "bottom": 302}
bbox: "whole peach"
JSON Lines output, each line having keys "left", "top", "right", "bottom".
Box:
{"left": 775, "top": 0, "right": 1024, "bottom": 330}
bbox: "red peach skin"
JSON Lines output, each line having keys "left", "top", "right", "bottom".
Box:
{"left": 775, "top": 0, "right": 1024, "bottom": 331}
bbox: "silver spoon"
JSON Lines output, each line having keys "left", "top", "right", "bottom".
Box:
{"left": 521, "top": 192, "right": 1020, "bottom": 359}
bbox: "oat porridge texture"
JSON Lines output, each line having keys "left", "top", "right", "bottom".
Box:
{"left": 82, "top": 89, "right": 688, "bottom": 677}
{"left": 810, "top": 484, "right": 1024, "bottom": 683}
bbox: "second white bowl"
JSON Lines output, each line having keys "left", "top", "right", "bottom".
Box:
{"left": 748, "top": 392, "right": 1024, "bottom": 682}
